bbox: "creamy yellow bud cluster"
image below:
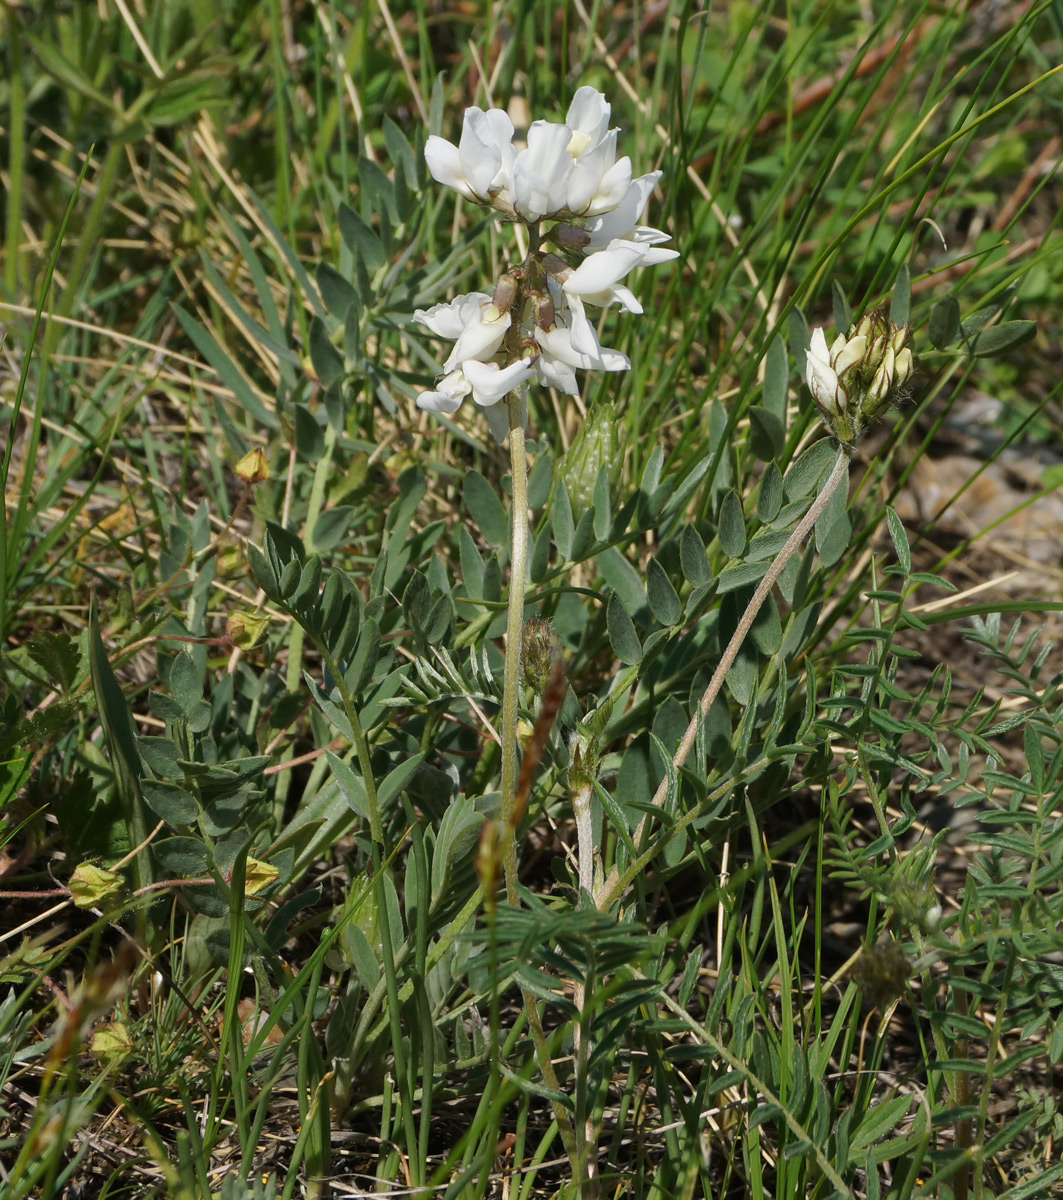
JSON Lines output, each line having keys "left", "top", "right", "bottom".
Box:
{"left": 805, "top": 310, "right": 913, "bottom": 445}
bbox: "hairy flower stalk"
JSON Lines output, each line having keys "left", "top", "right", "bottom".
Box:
{"left": 416, "top": 88, "right": 676, "bottom": 1195}
{"left": 415, "top": 89, "right": 676, "bottom": 880}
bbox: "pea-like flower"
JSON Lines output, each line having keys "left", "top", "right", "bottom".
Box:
{"left": 425, "top": 87, "right": 649, "bottom": 225}
{"left": 533, "top": 318, "right": 630, "bottom": 395}
{"left": 554, "top": 238, "right": 678, "bottom": 356}
{"left": 414, "top": 293, "right": 511, "bottom": 371}
{"left": 424, "top": 108, "right": 516, "bottom": 205}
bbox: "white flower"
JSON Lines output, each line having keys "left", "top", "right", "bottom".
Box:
{"left": 564, "top": 238, "right": 669, "bottom": 298}
{"left": 416, "top": 357, "right": 533, "bottom": 418}
{"left": 463, "top": 357, "right": 534, "bottom": 405}
{"left": 416, "top": 370, "right": 470, "bottom": 415}
{"left": 533, "top": 320, "right": 629, "bottom": 394}
{"left": 512, "top": 122, "right": 575, "bottom": 222}
{"left": 584, "top": 171, "right": 670, "bottom": 250}
{"left": 564, "top": 86, "right": 612, "bottom": 154}
{"left": 559, "top": 238, "right": 678, "bottom": 355}
{"left": 413, "top": 292, "right": 511, "bottom": 371}
{"left": 424, "top": 107, "right": 515, "bottom": 202}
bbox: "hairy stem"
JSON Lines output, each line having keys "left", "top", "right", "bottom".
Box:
{"left": 500, "top": 388, "right": 529, "bottom": 905}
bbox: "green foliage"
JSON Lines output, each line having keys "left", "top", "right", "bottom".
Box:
{"left": 1, "top": 0, "right": 1060, "bottom": 1197}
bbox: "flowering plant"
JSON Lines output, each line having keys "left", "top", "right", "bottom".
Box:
{"left": 414, "top": 88, "right": 677, "bottom": 435}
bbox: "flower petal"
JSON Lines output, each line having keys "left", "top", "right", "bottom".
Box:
{"left": 534, "top": 353, "right": 579, "bottom": 394}
{"left": 414, "top": 292, "right": 492, "bottom": 339}
{"left": 566, "top": 133, "right": 619, "bottom": 213}
{"left": 565, "top": 87, "right": 611, "bottom": 149}
{"left": 563, "top": 294, "right": 600, "bottom": 357}
{"left": 459, "top": 107, "right": 509, "bottom": 198}
{"left": 535, "top": 323, "right": 630, "bottom": 372}
{"left": 562, "top": 241, "right": 647, "bottom": 295}
{"left": 417, "top": 369, "right": 470, "bottom": 415}
{"left": 512, "top": 122, "right": 573, "bottom": 220}
{"left": 584, "top": 154, "right": 631, "bottom": 215}
{"left": 584, "top": 171, "right": 662, "bottom": 247}
{"left": 424, "top": 136, "right": 474, "bottom": 198}
{"left": 463, "top": 357, "right": 534, "bottom": 405}
{"left": 443, "top": 306, "right": 511, "bottom": 371}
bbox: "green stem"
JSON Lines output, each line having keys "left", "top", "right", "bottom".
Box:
{"left": 5, "top": 10, "right": 25, "bottom": 298}
{"left": 500, "top": 388, "right": 529, "bottom": 905}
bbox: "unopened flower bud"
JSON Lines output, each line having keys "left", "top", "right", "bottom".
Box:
{"left": 234, "top": 448, "right": 269, "bottom": 482}
{"left": 492, "top": 272, "right": 519, "bottom": 315}
{"left": 560, "top": 397, "right": 618, "bottom": 513}
{"left": 522, "top": 616, "right": 561, "bottom": 696}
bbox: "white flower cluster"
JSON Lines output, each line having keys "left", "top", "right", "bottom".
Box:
{"left": 414, "top": 88, "right": 678, "bottom": 432}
